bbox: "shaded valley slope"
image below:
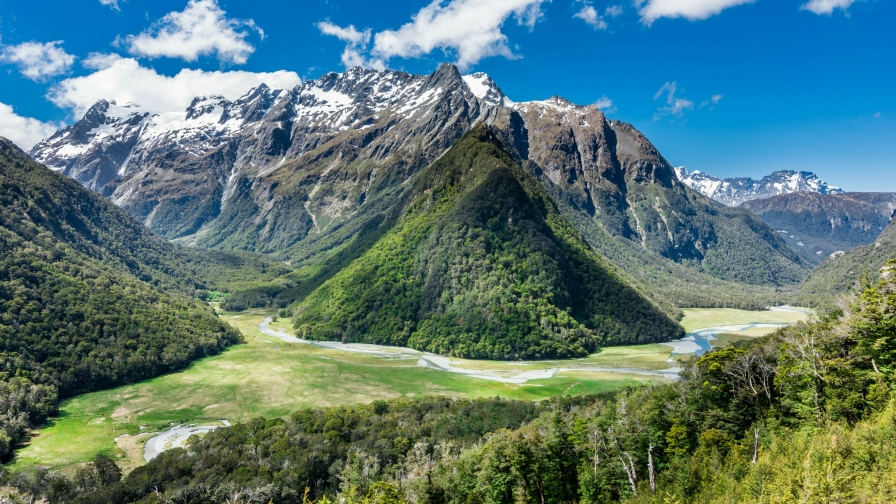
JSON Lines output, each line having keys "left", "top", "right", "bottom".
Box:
{"left": 0, "top": 138, "right": 282, "bottom": 458}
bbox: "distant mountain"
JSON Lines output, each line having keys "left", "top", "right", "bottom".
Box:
{"left": 675, "top": 167, "right": 843, "bottom": 206}
{"left": 30, "top": 64, "right": 809, "bottom": 309}
{"left": 292, "top": 124, "right": 682, "bottom": 359}
{"left": 743, "top": 192, "right": 896, "bottom": 264}
{"left": 798, "top": 216, "right": 896, "bottom": 303}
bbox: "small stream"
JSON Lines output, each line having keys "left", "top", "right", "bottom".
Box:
{"left": 660, "top": 322, "right": 789, "bottom": 358}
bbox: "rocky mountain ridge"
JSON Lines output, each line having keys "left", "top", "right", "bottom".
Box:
{"left": 675, "top": 167, "right": 843, "bottom": 206}
{"left": 29, "top": 64, "right": 809, "bottom": 305}
{"left": 798, "top": 214, "right": 896, "bottom": 303}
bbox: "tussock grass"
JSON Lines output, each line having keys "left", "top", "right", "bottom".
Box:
{"left": 680, "top": 307, "right": 809, "bottom": 333}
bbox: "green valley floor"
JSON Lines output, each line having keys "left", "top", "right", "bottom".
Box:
{"left": 7, "top": 307, "right": 809, "bottom": 476}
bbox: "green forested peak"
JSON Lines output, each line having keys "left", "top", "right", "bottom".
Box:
{"left": 291, "top": 122, "right": 682, "bottom": 360}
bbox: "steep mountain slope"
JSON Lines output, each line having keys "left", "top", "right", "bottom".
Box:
{"left": 31, "top": 66, "right": 500, "bottom": 248}
{"left": 0, "top": 138, "right": 259, "bottom": 456}
{"left": 501, "top": 99, "right": 810, "bottom": 287}
{"left": 31, "top": 64, "right": 809, "bottom": 306}
{"left": 675, "top": 167, "right": 842, "bottom": 206}
{"left": 291, "top": 125, "right": 682, "bottom": 360}
{"left": 742, "top": 191, "right": 896, "bottom": 264}
{"left": 798, "top": 217, "right": 896, "bottom": 302}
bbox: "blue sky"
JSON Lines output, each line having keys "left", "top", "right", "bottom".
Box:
{"left": 0, "top": 0, "right": 893, "bottom": 190}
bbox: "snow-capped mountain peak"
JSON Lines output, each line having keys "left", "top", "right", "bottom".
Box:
{"left": 28, "top": 63, "right": 511, "bottom": 196}
{"left": 28, "top": 63, "right": 648, "bottom": 246}
{"left": 675, "top": 166, "right": 843, "bottom": 206}
{"left": 462, "top": 72, "right": 513, "bottom": 107}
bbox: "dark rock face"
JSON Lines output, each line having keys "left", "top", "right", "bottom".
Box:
{"left": 676, "top": 167, "right": 843, "bottom": 206}
{"left": 29, "top": 64, "right": 808, "bottom": 287}
{"left": 491, "top": 98, "right": 807, "bottom": 285}
{"left": 743, "top": 192, "right": 896, "bottom": 264}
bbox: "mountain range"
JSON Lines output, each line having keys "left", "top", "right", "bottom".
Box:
{"left": 29, "top": 64, "right": 809, "bottom": 313}
{"left": 742, "top": 191, "right": 896, "bottom": 264}
{"left": 5, "top": 65, "right": 896, "bottom": 504}
{"left": 674, "top": 167, "right": 843, "bottom": 206}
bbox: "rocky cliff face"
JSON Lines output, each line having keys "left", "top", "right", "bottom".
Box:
{"left": 675, "top": 167, "right": 842, "bottom": 206}
{"left": 493, "top": 97, "right": 807, "bottom": 285}
{"left": 30, "top": 64, "right": 809, "bottom": 288}
{"left": 742, "top": 191, "right": 896, "bottom": 264}
{"left": 32, "top": 65, "right": 502, "bottom": 248}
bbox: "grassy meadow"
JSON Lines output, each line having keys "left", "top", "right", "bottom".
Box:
{"left": 679, "top": 306, "right": 810, "bottom": 333}
{"left": 8, "top": 311, "right": 662, "bottom": 476}
{"left": 9, "top": 306, "right": 810, "bottom": 477}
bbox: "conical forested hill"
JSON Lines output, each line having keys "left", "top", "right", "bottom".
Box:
{"left": 291, "top": 124, "right": 683, "bottom": 360}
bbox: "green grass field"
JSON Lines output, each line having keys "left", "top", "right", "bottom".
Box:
{"left": 10, "top": 306, "right": 809, "bottom": 476}
{"left": 8, "top": 311, "right": 661, "bottom": 476}
{"left": 679, "top": 307, "right": 811, "bottom": 333}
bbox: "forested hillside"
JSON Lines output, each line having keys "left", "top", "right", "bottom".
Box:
{"left": 31, "top": 65, "right": 812, "bottom": 314}
{"left": 7, "top": 258, "right": 894, "bottom": 503}
{"left": 290, "top": 125, "right": 682, "bottom": 359}
{"left": 0, "top": 138, "right": 258, "bottom": 459}
{"left": 798, "top": 217, "right": 896, "bottom": 304}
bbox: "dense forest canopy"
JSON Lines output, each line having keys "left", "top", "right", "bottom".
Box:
{"left": 5, "top": 256, "right": 893, "bottom": 502}
{"left": 0, "top": 138, "right": 262, "bottom": 460}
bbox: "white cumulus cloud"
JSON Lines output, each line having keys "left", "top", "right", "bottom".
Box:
{"left": 800, "top": 0, "right": 856, "bottom": 14}
{"left": 636, "top": 0, "right": 754, "bottom": 24}
{"left": 0, "top": 41, "right": 75, "bottom": 81}
{"left": 49, "top": 53, "right": 301, "bottom": 117}
{"left": 320, "top": 0, "right": 550, "bottom": 71}
{"left": 123, "top": 0, "right": 262, "bottom": 65}
{"left": 99, "top": 0, "right": 120, "bottom": 11}
{"left": 317, "top": 21, "right": 383, "bottom": 70}
{"left": 574, "top": 5, "right": 607, "bottom": 30}
{"left": 594, "top": 95, "right": 616, "bottom": 113}
{"left": 574, "top": 2, "right": 623, "bottom": 29}
{"left": 0, "top": 102, "right": 63, "bottom": 150}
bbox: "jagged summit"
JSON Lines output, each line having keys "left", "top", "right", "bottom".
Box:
{"left": 461, "top": 72, "right": 512, "bottom": 106}
{"left": 675, "top": 166, "right": 843, "bottom": 206}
